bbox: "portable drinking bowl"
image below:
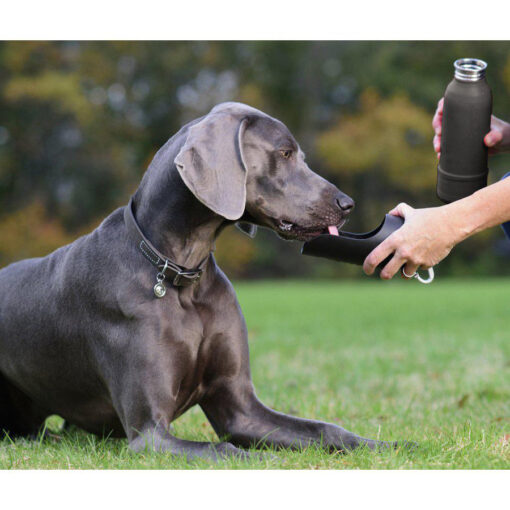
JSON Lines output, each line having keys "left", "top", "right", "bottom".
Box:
{"left": 301, "top": 214, "right": 434, "bottom": 284}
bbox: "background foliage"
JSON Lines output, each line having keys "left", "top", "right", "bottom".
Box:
{"left": 1, "top": 41, "right": 510, "bottom": 278}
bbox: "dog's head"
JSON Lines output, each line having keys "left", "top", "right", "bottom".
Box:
{"left": 175, "top": 102, "right": 353, "bottom": 241}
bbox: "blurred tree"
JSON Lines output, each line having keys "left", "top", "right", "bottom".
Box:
{"left": 0, "top": 201, "right": 73, "bottom": 265}
{"left": 317, "top": 89, "right": 437, "bottom": 190}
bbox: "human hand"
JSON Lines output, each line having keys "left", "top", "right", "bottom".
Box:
{"left": 432, "top": 98, "right": 510, "bottom": 157}
{"left": 363, "top": 202, "right": 460, "bottom": 280}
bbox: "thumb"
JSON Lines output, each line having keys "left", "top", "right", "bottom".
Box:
{"left": 485, "top": 130, "right": 503, "bottom": 148}
{"left": 388, "top": 202, "right": 414, "bottom": 219}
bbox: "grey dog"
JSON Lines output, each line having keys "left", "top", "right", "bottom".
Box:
{"left": 0, "top": 102, "right": 395, "bottom": 460}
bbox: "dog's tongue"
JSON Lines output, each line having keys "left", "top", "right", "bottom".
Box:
{"left": 328, "top": 225, "right": 339, "bottom": 236}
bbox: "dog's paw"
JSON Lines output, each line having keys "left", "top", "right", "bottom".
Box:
{"left": 208, "top": 441, "right": 252, "bottom": 461}
{"left": 393, "top": 440, "right": 419, "bottom": 452}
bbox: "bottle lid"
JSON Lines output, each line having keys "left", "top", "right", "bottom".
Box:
{"left": 454, "top": 58, "right": 487, "bottom": 82}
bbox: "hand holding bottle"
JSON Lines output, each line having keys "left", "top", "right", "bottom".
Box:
{"left": 433, "top": 98, "right": 510, "bottom": 157}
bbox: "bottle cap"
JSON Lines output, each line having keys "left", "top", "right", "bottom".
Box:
{"left": 454, "top": 58, "right": 487, "bottom": 82}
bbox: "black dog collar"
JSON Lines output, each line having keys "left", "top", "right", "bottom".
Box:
{"left": 124, "top": 198, "right": 207, "bottom": 290}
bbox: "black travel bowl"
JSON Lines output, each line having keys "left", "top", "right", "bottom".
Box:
{"left": 301, "top": 214, "right": 404, "bottom": 268}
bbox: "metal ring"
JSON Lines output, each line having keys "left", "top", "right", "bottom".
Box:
{"left": 157, "top": 260, "right": 170, "bottom": 282}
{"left": 400, "top": 266, "right": 435, "bottom": 284}
{"left": 401, "top": 267, "right": 417, "bottom": 279}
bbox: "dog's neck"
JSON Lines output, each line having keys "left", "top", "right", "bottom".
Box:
{"left": 132, "top": 164, "right": 226, "bottom": 269}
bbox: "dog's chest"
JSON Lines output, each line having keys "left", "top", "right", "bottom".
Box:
{"left": 153, "top": 291, "right": 241, "bottom": 412}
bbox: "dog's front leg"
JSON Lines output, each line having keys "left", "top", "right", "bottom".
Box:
{"left": 200, "top": 300, "right": 396, "bottom": 454}
{"left": 201, "top": 383, "right": 396, "bottom": 453}
{"left": 109, "top": 367, "right": 253, "bottom": 462}
{"left": 127, "top": 422, "right": 250, "bottom": 461}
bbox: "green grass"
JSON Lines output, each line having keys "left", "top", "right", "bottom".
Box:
{"left": 1, "top": 279, "right": 509, "bottom": 469}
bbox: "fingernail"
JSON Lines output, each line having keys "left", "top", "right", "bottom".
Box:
{"left": 485, "top": 134, "right": 494, "bottom": 146}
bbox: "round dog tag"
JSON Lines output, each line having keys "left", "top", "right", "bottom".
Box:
{"left": 154, "top": 281, "right": 166, "bottom": 298}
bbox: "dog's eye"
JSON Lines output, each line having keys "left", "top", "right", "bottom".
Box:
{"left": 280, "top": 150, "right": 292, "bottom": 160}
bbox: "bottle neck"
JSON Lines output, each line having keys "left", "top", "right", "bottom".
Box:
{"left": 454, "top": 58, "right": 487, "bottom": 82}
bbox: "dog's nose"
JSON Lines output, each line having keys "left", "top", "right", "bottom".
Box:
{"left": 335, "top": 193, "right": 355, "bottom": 213}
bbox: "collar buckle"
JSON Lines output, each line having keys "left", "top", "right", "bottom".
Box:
{"left": 173, "top": 270, "right": 202, "bottom": 287}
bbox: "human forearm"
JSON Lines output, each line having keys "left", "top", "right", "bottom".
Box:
{"left": 364, "top": 175, "right": 510, "bottom": 279}
{"left": 445, "top": 176, "right": 510, "bottom": 243}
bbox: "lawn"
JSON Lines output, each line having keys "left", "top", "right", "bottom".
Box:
{"left": 1, "top": 279, "right": 509, "bottom": 469}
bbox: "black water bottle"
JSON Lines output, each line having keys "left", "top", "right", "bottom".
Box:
{"left": 437, "top": 58, "right": 492, "bottom": 203}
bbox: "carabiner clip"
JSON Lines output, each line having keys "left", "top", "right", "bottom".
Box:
{"left": 401, "top": 266, "right": 435, "bottom": 284}
{"left": 413, "top": 267, "right": 435, "bottom": 284}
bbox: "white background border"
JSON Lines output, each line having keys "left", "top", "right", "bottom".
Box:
{"left": 2, "top": 0, "right": 510, "bottom": 40}
{"left": 1, "top": 2, "right": 509, "bottom": 508}
{"left": 1, "top": 470, "right": 509, "bottom": 509}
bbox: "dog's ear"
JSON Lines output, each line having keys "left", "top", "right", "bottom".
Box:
{"left": 175, "top": 112, "right": 249, "bottom": 221}
{"left": 235, "top": 222, "right": 257, "bottom": 238}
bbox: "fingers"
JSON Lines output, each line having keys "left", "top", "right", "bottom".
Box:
{"left": 366, "top": 247, "right": 422, "bottom": 281}
{"left": 388, "top": 202, "right": 414, "bottom": 218}
{"left": 485, "top": 129, "right": 503, "bottom": 148}
{"left": 363, "top": 238, "right": 396, "bottom": 276}
{"left": 433, "top": 134, "right": 441, "bottom": 154}
{"left": 380, "top": 252, "right": 406, "bottom": 280}
{"left": 432, "top": 98, "right": 444, "bottom": 156}
{"left": 365, "top": 202, "right": 419, "bottom": 279}
{"left": 432, "top": 98, "right": 444, "bottom": 132}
